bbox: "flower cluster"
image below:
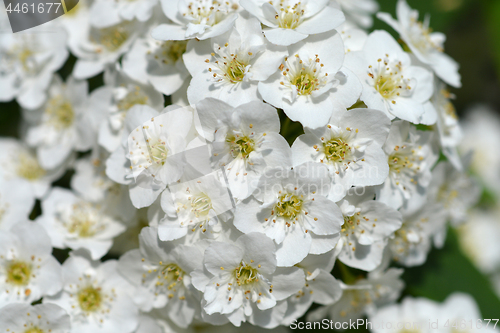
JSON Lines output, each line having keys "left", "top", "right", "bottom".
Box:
{"left": 0, "top": 0, "right": 486, "bottom": 331}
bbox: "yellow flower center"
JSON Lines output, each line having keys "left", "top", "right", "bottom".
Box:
{"left": 190, "top": 193, "right": 213, "bottom": 218}
{"left": 92, "top": 23, "right": 130, "bottom": 52}
{"left": 117, "top": 88, "right": 149, "bottom": 111}
{"left": 151, "top": 40, "right": 188, "bottom": 65}
{"left": 235, "top": 262, "right": 259, "bottom": 286}
{"left": 388, "top": 145, "right": 421, "bottom": 187}
{"left": 78, "top": 286, "right": 102, "bottom": 312}
{"left": 16, "top": 153, "right": 46, "bottom": 181}
{"left": 7, "top": 261, "right": 32, "bottom": 286}
{"left": 275, "top": 194, "right": 303, "bottom": 220}
{"left": 323, "top": 138, "right": 351, "bottom": 162}
{"left": 24, "top": 328, "right": 44, "bottom": 333}
{"left": 272, "top": 1, "right": 305, "bottom": 29}
{"left": 369, "top": 57, "right": 412, "bottom": 104}
{"left": 46, "top": 95, "right": 75, "bottom": 129}
{"left": 162, "top": 263, "right": 185, "bottom": 291}
{"left": 149, "top": 142, "right": 168, "bottom": 165}
{"left": 280, "top": 54, "right": 329, "bottom": 96}
{"left": 67, "top": 203, "right": 103, "bottom": 238}
{"left": 182, "top": 0, "right": 237, "bottom": 26}
{"left": 227, "top": 135, "right": 255, "bottom": 159}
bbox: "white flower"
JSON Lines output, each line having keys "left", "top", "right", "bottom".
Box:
{"left": 389, "top": 200, "right": 447, "bottom": 267}
{"left": 118, "top": 227, "right": 203, "bottom": 328}
{"left": 377, "top": 0, "right": 461, "bottom": 88}
{"left": 0, "top": 178, "right": 35, "bottom": 231}
{"left": 0, "top": 303, "right": 70, "bottom": 333}
{"left": 196, "top": 98, "right": 292, "bottom": 200}
{"left": 427, "top": 160, "right": 481, "bottom": 227}
{"left": 0, "top": 221, "right": 63, "bottom": 307}
{"left": 430, "top": 79, "right": 462, "bottom": 169}
{"left": 281, "top": 252, "right": 342, "bottom": 325}
{"left": 95, "top": 65, "right": 164, "bottom": 152}
{"left": 37, "top": 187, "right": 126, "bottom": 260}
{"left": 259, "top": 31, "right": 362, "bottom": 129}
{"left": 70, "top": 18, "right": 144, "bottom": 79}
{"left": 369, "top": 296, "right": 440, "bottom": 333}
{"left": 308, "top": 267, "right": 405, "bottom": 324}
{"left": 70, "top": 147, "right": 136, "bottom": 223}
{"left": 240, "top": 0, "right": 345, "bottom": 46}
{"left": 370, "top": 293, "right": 497, "bottom": 333}
{"left": 334, "top": 187, "right": 402, "bottom": 271}
{"left": 0, "top": 24, "right": 68, "bottom": 109}
{"left": 291, "top": 108, "right": 390, "bottom": 201}
{"left": 334, "top": 0, "right": 379, "bottom": 28}
{"left": 151, "top": 0, "right": 239, "bottom": 41}
{"left": 44, "top": 252, "right": 139, "bottom": 333}
{"left": 89, "top": 0, "right": 158, "bottom": 27}
{"left": 345, "top": 30, "right": 435, "bottom": 124}
{"left": 460, "top": 105, "right": 500, "bottom": 196}
{"left": 437, "top": 293, "right": 498, "bottom": 333}
{"left": 24, "top": 75, "right": 94, "bottom": 170}
{"left": 0, "top": 138, "right": 72, "bottom": 198}
{"left": 126, "top": 106, "right": 194, "bottom": 207}
{"left": 122, "top": 30, "right": 189, "bottom": 96}
{"left": 234, "top": 163, "right": 343, "bottom": 266}
{"left": 457, "top": 208, "right": 500, "bottom": 274}
{"left": 184, "top": 16, "right": 288, "bottom": 107}
{"left": 191, "top": 233, "right": 304, "bottom": 328}
{"left": 377, "top": 121, "right": 438, "bottom": 210}
{"left": 159, "top": 172, "right": 234, "bottom": 243}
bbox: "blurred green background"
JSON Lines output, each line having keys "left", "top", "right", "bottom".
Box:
{"left": 1, "top": 0, "right": 499, "bottom": 329}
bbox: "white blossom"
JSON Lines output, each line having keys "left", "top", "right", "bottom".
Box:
{"left": 95, "top": 65, "right": 164, "bottom": 153}
{"left": 234, "top": 163, "right": 343, "bottom": 266}
{"left": 0, "top": 221, "right": 63, "bottom": 308}
{"left": 335, "top": 187, "right": 402, "bottom": 271}
{"left": 0, "top": 138, "right": 72, "bottom": 198}
{"left": 122, "top": 29, "right": 189, "bottom": 96}
{"left": 240, "top": 0, "right": 345, "bottom": 46}
{"left": 377, "top": 120, "right": 438, "bottom": 210}
{"left": 118, "top": 226, "right": 203, "bottom": 328}
{"left": 291, "top": 108, "right": 390, "bottom": 201}
{"left": 24, "top": 75, "right": 94, "bottom": 169}
{"left": 281, "top": 252, "right": 342, "bottom": 325}
{"left": 0, "top": 303, "right": 70, "bottom": 333}
{"left": 159, "top": 172, "right": 234, "bottom": 244}
{"left": 377, "top": 0, "right": 461, "bottom": 88}
{"left": 70, "top": 18, "right": 144, "bottom": 79}
{"left": 191, "top": 232, "right": 304, "bottom": 328}
{"left": 308, "top": 267, "right": 405, "bottom": 324}
{"left": 0, "top": 23, "right": 68, "bottom": 109}
{"left": 151, "top": 0, "right": 240, "bottom": 41}
{"left": 196, "top": 98, "right": 292, "bottom": 200}
{"left": 345, "top": 30, "right": 435, "bottom": 124}
{"left": 184, "top": 16, "right": 288, "bottom": 107}
{"left": 259, "top": 31, "right": 362, "bottom": 129}
{"left": 44, "top": 252, "right": 139, "bottom": 333}
{"left": 0, "top": 178, "right": 35, "bottom": 231}
{"left": 37, "top": 187, "right": 127, "bottom": 260}
{"left": 389, "top": 199, "right": 447, "bottom": 267}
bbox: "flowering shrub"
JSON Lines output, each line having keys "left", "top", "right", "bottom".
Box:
{"left": 0, "top": 0, "right": 497, "bottom": 332}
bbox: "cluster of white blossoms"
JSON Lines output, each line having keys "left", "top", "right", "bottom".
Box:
{"left": 0, "top": 0, "right": 491, "bottom": 331}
